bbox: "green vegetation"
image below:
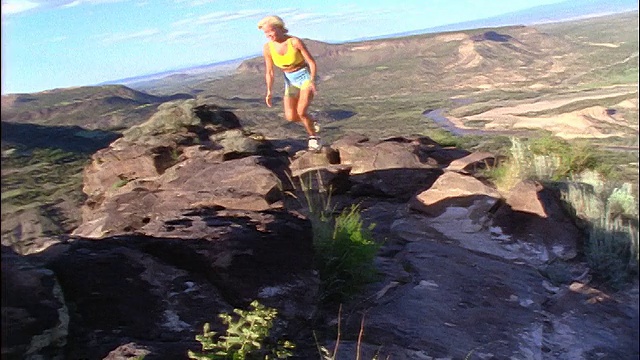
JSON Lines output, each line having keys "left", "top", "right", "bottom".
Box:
{"left": 558, "top": 177, "right": 639, "bottom": 288}
{"left": 580, "top": 61, "right": 639, "bottom": 88}
{"left": 188, "top": 171, "right": 378, "bottom": 358}
{"left": 1, "top": 147, "right": 88, "bottom": 210}
{"left": 527, "top": 136, "right": 602, "bottom": 180}
{"left": 314, "top": 205, "right": 380, "bottom": 303}
{"left": 587, "top": 214, "right": 637, "bottom": 288}
{"left": 188, "top": 300, "right": 295, "bottom": 360}
{"left": 484, "top": 136, "right": 639, "bottom": 288}
{"left": 1, "top": 146, "right": 89, "bottom": 248}
{"left": 483, "top": 135, "right": 625, "bottom": 188}
{"left": 291, "top": 172, "right": 380, "bottom": 304}
{"left": 519, "top": 93, "right": 637, "bottom": 117}
{"left": 425, "top": 129, "right": 464, "bottom": 148}
{"left": 112, "top": 178, "right": 130, "bottom": 189}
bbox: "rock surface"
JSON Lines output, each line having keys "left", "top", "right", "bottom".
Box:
{"left": 2, "top": 101, "right": 637, "bottom": 360}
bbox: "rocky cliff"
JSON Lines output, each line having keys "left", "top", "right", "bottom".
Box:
{"left": 2, "top": 100, "right": 638, "bottom": 359}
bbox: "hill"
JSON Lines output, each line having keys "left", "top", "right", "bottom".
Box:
{"left": 375, "top": 0, "right": 639, "bottom": 40}
{"left": 2, "top": 12, "right": 637, "bottom": 142}
{"left": 0, "top": 84, "right": 192, "bottom": 131}
{"left": 100, "top": 57, "right": 249, "bottom": 95}
{"left": 182, "top": 12, "right": 637, "bottom": 151}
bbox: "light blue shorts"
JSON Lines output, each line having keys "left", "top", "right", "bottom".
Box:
{"left": 283, "top": 66, "right": 312, "bottom": 97}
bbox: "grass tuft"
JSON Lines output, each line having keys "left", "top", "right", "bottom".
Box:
{"left": 482, "top": 135, "right": 638, "bottom": 288}
{"left": 289, "top": 170, "right": 380, "bottom": 304}
{"left": 312, "top": 204, "right": 380, "bottom": 304}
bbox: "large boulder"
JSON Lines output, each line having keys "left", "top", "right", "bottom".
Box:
{"left": 289, "top": 147, "right": 351, "bottom": 194}
{"left": 120, "top": 101, "right": 240, "bottom": 145}
{"left": 1, "top": 246, "right": 68, "bottom": 359}
{"left": 490, "top": 180, "right": 582, "bottom": 261}
{"left": 342, "top": 238, "right": 551, "bottom": 360}
{"left": 445, "top": 151, "right": 498, "bottom": 174}
{"left": 410, "top": 171, "right": 502, "bottom": 218}
{"left": 74, "top": 155, "right": 285, "bottom": 238}
{"left": 74, "top": 100, "right": 288, "bottom": 239}
{"left": 404, "top": 175, "right": 580, "bottom": 266}
{"left": 4, "top": 207, "right": 318, "bottom": 359}
{"left": 333, "top": 136, "right": 428, "bottom": 174}
{"left": 332, "top": 135, "right": 443, "bottom": 200}
{"left": 80, "top": 100, "right": 268, "bottom": 201}
{"left": 81, "top": 142, "right": 171, "bottom": 201}
{"left": 334, "top": 195, "right": 638, "bottom": 360}
{"left": 1, "top": 209, "right": 65, "bottom": 255}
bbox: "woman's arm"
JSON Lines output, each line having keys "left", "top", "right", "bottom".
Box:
{"left": 292, "top": 37, "right": 317, "bottom": 93}
{"left": 262, "top": 42, "right": 275, "bottom": 107}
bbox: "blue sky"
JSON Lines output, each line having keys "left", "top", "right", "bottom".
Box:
{"left": 0, "top": 0, "right": 627, "bottom": 94}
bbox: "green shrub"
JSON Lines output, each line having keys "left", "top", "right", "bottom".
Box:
{"left": 426, "top": 129, "right": 463, "bottom": 148}
{"left": 486, "top": 136, "right": 638, "bottom": 288}
{"left": 289, "top": 170, "right": 381, "bottom": 303}
{"left": 314, "top": 205, "right": 380, "bottom": 303}
{"left": 485, "top": 136, "right": 611, "bottom": 191}
{"left": 586, "top": 216, "right": 636, "bottom": 289}
{"left": 112, "top": 178, "right": 130, "bottom": 189}
{"left": 527, "top": 135, "right": 599, "bottom": 180}
{"left": 188, "top": 300, "right": 295, "bottom": 360}
{"left": 556, "top": 179, "right": 639, "bottom": 288}
{"left": 607, "top": 183, "right": 639, "bottom": 218}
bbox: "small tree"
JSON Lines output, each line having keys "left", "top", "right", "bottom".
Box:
{"left": 188, "top": 300, "right": 295, "bottom": 360}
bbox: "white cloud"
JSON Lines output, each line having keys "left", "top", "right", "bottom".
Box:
{"left": 62, "top": 0, "right": 81, "bottom": 7}
{"left": 1, "top": 0, "right": 40, "bottom": 15}
{"left": 173, "top": 0, "right": 218, "bottom": 7}
{"left": 99, "top": 28, "right": 160, "bottom": 44}
{"left": 162, "top": 30, "right": 192, "bottom": 43}
{"left": 274, "top": 6, "right": 392, "bottom": 30}
{"left": 264, "top": 6, "right": 397, "bottom": 29}
{"left": 62, "top": 0, "right": 127, "bottom": 4}
{"left": 1, "top": 0, "right": 129, "bottom": 15}
{"left": 172, "top": 9, "right": 263, "bottom": 27}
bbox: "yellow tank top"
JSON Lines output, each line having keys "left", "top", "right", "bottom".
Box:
{"left": 269, "top": 38, "right": 305, "bottom": 69}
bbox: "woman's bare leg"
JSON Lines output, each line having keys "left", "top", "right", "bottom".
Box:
{"left": 283, "top": 95, "right": 300, "bottom": 122}
{"left": 297, "top": 87, "right": 316, "bottom": 136}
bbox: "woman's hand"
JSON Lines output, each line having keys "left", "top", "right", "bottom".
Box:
{"left": 265, "top": 91, "right": 273, "bottom": 107}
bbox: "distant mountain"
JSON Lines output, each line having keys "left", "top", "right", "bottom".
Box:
{"left": 2, "top": 11, "right": 636, "bottom": 139}
{"left": 100, "top": 56, "right": 256, "bottom": 94}
{"left": 193, "top": 11, "right": 638, "bottom": 146}
{"left": 101, "top": 1, "right": 638, "bottom": 92}
{"left": 0, "top": 84, "right": 192, "bottom": 130}
{"left": 345, "top": 0, "right": 639, "bottom": 42}
{"left": 235, "top": 24, "right": 576, "bottom": 82}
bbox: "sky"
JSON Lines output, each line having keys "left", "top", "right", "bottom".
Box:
{"left": 0, "top": 0, "right": 619, "bottom": 94}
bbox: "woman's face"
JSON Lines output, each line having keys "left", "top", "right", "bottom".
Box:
{"left": 262, "top": 24, "right": 283, "bottom": 41}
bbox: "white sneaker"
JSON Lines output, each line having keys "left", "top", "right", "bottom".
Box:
{"left": 308, "top": 136, "right": 323, "bottom": 152}
{"left": 313, "top": 121, "right": 321, "bottom": 133}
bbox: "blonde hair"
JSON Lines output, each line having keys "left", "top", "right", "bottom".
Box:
{"left": 257, "top": 15, "right": 288, "bottom": 33}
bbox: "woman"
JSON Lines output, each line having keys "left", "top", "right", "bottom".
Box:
{"left": 258, "top": 15, "right": 322, "bottom": 152}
